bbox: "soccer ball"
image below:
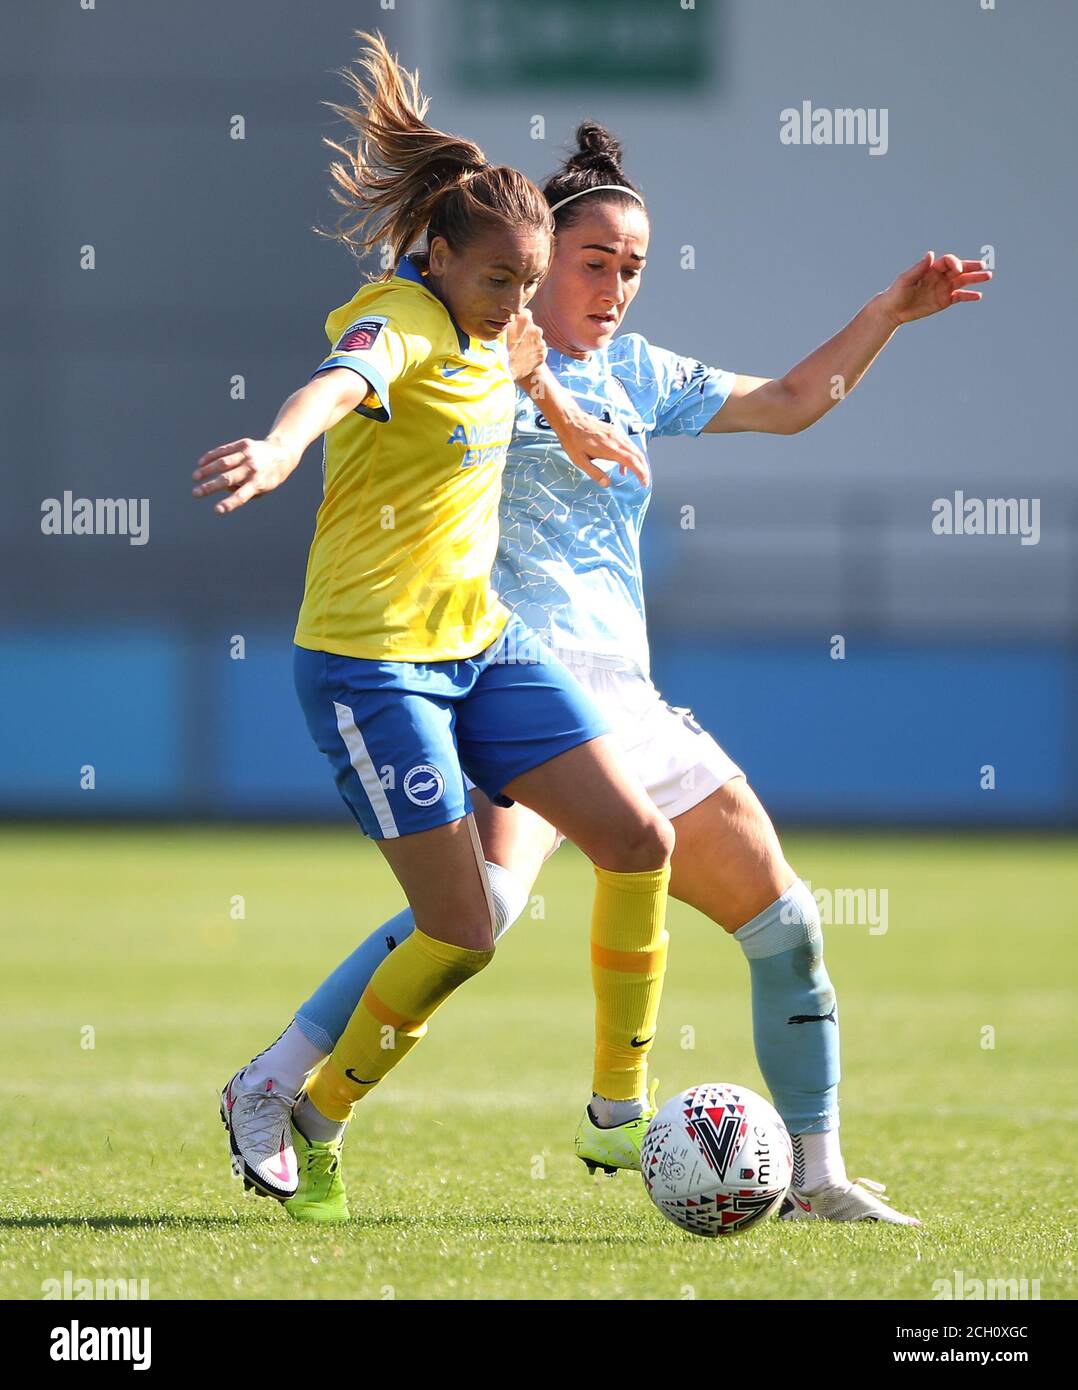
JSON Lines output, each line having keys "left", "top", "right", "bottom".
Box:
{"left": 640, "top": 1083, "right": 792, "bottom": 1237}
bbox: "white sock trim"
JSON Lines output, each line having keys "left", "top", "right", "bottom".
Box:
{"left": 485, "top": 860, "right": 531, "bottom": 940}
{"left": 792, "top": 1128, "right": 848, "bottom": 1193}
{"left": 590, "top": 1094, "right": 645, "bottom": 1128}
{"left": 243, "top": 1020, "right": 326, "bottom": 1097}
{"left": 734, "top": 880, "right": 821, "bottom": 960}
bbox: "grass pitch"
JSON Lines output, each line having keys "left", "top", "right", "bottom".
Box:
{"left": 1, "top": 827, "right": 1074, "bottom": 1300}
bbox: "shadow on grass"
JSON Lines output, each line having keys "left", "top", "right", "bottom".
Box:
{"left": 0, "top": 1211, "right": 442, "bottom": 1232}
{"left": 518, "top": 1231, "right": 665, "bottom": 1247}
{"left": 1, "top": 1215, "right": 260, "bottom": 1231}
{"left": 0, "top": 1211, "right": 660, "bottom": 1244}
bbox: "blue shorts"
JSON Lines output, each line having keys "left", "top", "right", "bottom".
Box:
{"left": 294, "top": 613, "right": 610, "bottom": 839}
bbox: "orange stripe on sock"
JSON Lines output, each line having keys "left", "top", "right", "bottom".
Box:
{"left": 361, "top": 985, "right": 418, "bottom": 1032}
{"left": 591, "top": 942, "right": 666, "bottom": 974}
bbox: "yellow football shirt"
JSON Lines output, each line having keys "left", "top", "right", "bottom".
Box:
{"left": 293, "top": 254, "right": 516, "bottom": 662}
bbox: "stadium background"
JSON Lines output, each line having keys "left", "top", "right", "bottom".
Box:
{"left": 3, "top": 0, "right": 1076, "bottom": 1312}
{"left": 3, "top": 0, "right": 1075, "bottom": 828}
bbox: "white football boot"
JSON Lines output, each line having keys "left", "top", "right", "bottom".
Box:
{"left": 780, "top": 1176, "right": 921, "bottom": 1225}
{"left": 219, "top": 1067, "right": 299, "bottom": 1201}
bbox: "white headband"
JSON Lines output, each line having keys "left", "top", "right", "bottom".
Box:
{"left": 548, "top": 184, "right": 645, "bottom": 214}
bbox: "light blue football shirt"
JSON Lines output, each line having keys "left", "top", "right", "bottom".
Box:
{"left": 494, "top": 332, "right": 736, "bottom": 679}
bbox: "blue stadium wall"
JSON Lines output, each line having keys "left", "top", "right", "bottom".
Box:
{"left": 4, "top": 629, "right": 1074, "bottom": 826}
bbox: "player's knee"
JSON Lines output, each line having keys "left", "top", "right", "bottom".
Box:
{"left": 434, "top": 930, "right": 496, "bottom": 985}
{"left": 777, "top": 879, "right": 822, "bottom": 944}
{"left": 602, "top": 809, "right": 675, "bottom": 873}
{"left": 450, "top": 863, "right": 530, "bottom": 954}
{"left": 462, "top": 941, "right": 496, "bottom": 978}
{"left": 724, "top": 853, "right": 802, "bottom": 931}
{"left": 780, "top": 881, "right": 834, "bottom": 1005}
{"left": 411, "top": 898, "right": 497, "bottom": 957}
{"left": 652, "top": 813, "right": 677, "bottom": 864}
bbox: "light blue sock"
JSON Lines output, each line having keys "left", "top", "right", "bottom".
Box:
{"left": 294, "top": 907, "right": 415, "bottom": 1053}
{"left": 733, "top": 880, "right": 840, "bottom": 1135}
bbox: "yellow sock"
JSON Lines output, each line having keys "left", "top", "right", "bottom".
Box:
{"left": 591, "top": 863, "right": 671, "bottom": 1102}
{"left": 306, "top": 927, "right": 494, "bottom": 1123}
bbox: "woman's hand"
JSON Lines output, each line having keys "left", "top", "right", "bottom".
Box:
{"left": 879, "top": 252, "right": 992, "bottom": 327}
{"left": 552, "top": 399, "right": 650, "bottom": 488}
{"left": 193, "top": 372, "right": 369, "bottom": 514}
{"left": 519, "top": 363, "right": 649, "bottom": 488}
{"left": 506, "top": 307, "right": 548, "bottom": 384}
{"left": 192, "top": 435, "right": 300, "bottom": 514}
{"left": 506, "top": 313, "right": 648, "bottom": 486}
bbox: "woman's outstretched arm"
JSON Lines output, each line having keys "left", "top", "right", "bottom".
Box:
{"left": 704, "top": 251, "right": 992, "bottom": 436}
{"left": 192, "top": 368, "right": 370, "bottom": 513}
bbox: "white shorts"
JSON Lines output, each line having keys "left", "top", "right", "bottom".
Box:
{"left": 466, "top": 653, "right": 742, "bottom": 826}
{"left": 565, "top": 657, "right": 743, "bottom": 821}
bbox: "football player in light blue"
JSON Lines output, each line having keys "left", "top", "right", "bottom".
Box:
{"left": 241, "top": 121, "right": 990, "bottom": 1225}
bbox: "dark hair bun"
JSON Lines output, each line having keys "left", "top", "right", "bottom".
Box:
{"left": 565, "top": 121, "right": 624, "bottom": 177}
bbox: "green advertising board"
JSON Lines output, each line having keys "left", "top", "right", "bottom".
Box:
{"left": 447, "top": 0, "right": 717, "bottom": 91}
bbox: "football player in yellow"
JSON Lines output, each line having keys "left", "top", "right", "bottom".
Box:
{"left": 221, "top": 109, "right": 990, "bottom": 1228}
{"left": 195, "top": 33, "right": 673, "bottom": 1212}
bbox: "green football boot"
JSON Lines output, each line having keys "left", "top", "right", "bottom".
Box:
{"left": 574, "top": 1080, "right": 659, "bottom": 1176}
{"left": 283, "top": 1122, "right": 350, "bottom": 1224}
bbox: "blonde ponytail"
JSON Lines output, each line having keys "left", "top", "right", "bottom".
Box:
{"left": 318, "top": 31, "right": 551, "bottom": 274}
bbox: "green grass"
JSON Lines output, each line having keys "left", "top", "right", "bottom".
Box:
{"left": 1, "top": 828, "right": 1074, "bottom": 1300}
